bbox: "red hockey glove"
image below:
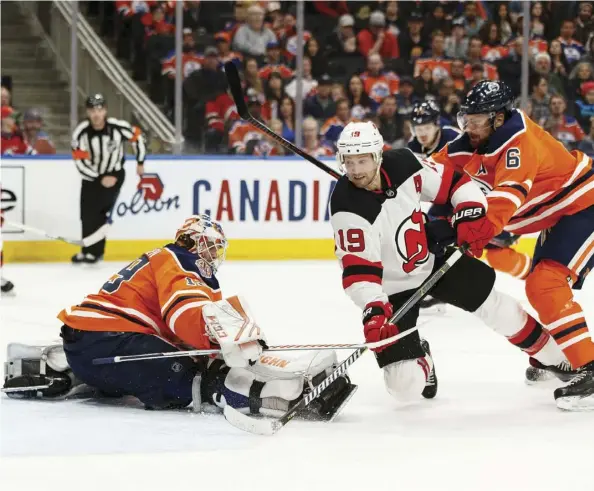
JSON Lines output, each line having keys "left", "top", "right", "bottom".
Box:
{"left": 362, "top": 301, "right": 399, "bottom": 353}
{"left": 451, "top": 202, "right": 496, "bottom": 258}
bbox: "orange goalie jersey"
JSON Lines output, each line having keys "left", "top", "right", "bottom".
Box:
{"left": 431, "top": 109, "right": 594, "bottom": 235}
{"left": 58, "top": 244, "right": 222, "bottom": 350}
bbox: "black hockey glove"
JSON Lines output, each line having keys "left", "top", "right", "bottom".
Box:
{"left": 425, "top": 219, "right": 456, "bottom": 256}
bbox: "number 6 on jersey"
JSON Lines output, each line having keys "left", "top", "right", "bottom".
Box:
{"left": 336, "top": 228, "right": 366, "bottom": 253}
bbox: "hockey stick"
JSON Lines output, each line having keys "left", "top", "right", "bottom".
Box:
{"left": 224, "top": 246, "right": 466, "bottom": 435}
{"left": 224, "top": 61, "right": 342, "bottom": 180}
{"left": 91, "top": 334, "right": 421, "bottom": 366}
{"left": 4, "top": 220, "right": 110, "bottom": 247}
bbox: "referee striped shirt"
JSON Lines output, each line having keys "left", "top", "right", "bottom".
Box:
{"left": 71, "top": 118, "right": 147, "bottom": 181}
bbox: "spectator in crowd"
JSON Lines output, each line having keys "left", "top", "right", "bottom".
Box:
{"left": 451, "top": 58, "right": 467, "bottom": 92}
{"left": 357, "top": 11, "right": 399, "bottom": 59}
{"left": 305, "top": 37, "right": 328, "bottom": 80}
{"left": 524, "top": 99, "right": 534, "bottom": 120}
{"left": 575, "top": 81, "right": 594, "bottom": 133}
{"left": 497, "top": 36, "right": 524, "bottom": 95}
{"left": 545, "top": 94, "right": 585, "bottom": 149}
{"left": 493, "top": 2, "right": 513, "bottom": 44}
{"left": 262, "top": 72, "right": 285, "bottom": 121}
{"left": 1, "top": 86, "right": 10, "bottom": 106}
{"left": 279, "top": 8, "right": 313, "bottom": 62}
{"left": 384, "top": 0, "right": 402, "bottom": 37}
{"left": 466, "top": 63, "right": 487, "bottom": 91}
{"left": 232, "top": 5, "right": 277, "bottom": 57}
{"left": 575, "top": 2, "right": 594, "bottom": 45}
{"left": 398, "top": 11, "right": 426, "bottom": 61}
{"left": 549, "top": 39, "right": 570, "bottom": 78}
{"left": 302, "top": 117, "right": 333, "bottom": 158}
{"left": 21, "top": 109, "right": 55, "bottom": 154}
{"left": 142, "top": 4, "right": 174, "bottom": 39}
{"left": 205, "top": 91, "right": 238, "bottom": 153}
{"left": 215, "top": 31, "right": 242, "bottom": 67}
{"left": 278, "top": 95, "right": 296, "bottom": 143}
{"left": 480, "top": 22, "right": 507, "bottom": 62}
{"left": 533, "top": 52, "right": 566, "bottom": 97}
{"left": 415, "top": 31, "right": 451, "bottom": 82}
{"left": 374, "top": 95, "right": 405, "bottom": 149}
{"left": 312, "top": 1, "right": 349, "bottom": 19}
{"left": 445, "top": 19, "right": 469, "bottom": 59}
{"left": 259, "top": 41, "right": 293, "bottom": 81}
{"left": 266, "top": 2, "right": 285, "bottom": 39}
{"left": 466, "top": 36, "right": 484, "bottom": 66}
{"left": 325, "top": 14, "right": 358, "bottom": 57}
{"left": 424, "top": 4, "right": 449, "bottom": 39}
{"left": 414, "top": 66, "right": 435, "bottom": 99}
{"left": 331, "top": 83, "right": 347, "bottom": 102}
{"left": 577, "top": 116, "right": 594, "bottom": 156}
{"left": 1, "top": 107, "right": 35, "bottom": 155}
{"left": 304, "top": 74, "right": 336, "bottom": 123}
{"left": 531, "top": 74, "right": 552, "bottom": 125}
{"left": 457, "top": 2, "right": 485, "bottom": 38}
{"left": 530, "top": 2, "right": 549, "bottom": 39}
{"left": 347, "top": 74, "right": 373, "bottom": 121}
{"left": 395, "top": 76, "right": 420, "bottom": 118}
{"left": 229, "top": 92, "right": 266, "bottom": 154}
{"left": 224, "top": 1, "right": 249, "bottom": 37}
{"left": 320, "top": 98, "right": 354, "bottom": 148}
{"left": 360, "top": 54, "right": 399, "bottom": 109}
{"left": 161, "top": 28, "right": 202, "bottom": 81}
{"left": 285, "top": 57, "right": 317, "bottom": 100}
{"left": 243, "top": 57, "right": 264, "bottom": 97}
{"left": 437, "top": 77, "right": 460, "bottom": 125}
{"left": 557, "top": 19, "right": 585, "bottom": 66}
{"left": 260, "top": 119, "right": 287, "bottom": 156}
{"left": 569, "top": 61, "right": 594, "bottom": 101}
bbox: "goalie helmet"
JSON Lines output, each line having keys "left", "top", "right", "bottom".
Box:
{"left": 336, "top": 121, "right": 384, "bottom": 167}
{"left": 175, "top": 215, "right": 228, "bottom": 272}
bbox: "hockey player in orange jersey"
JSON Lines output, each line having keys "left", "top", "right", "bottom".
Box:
{"left": 431, "top": 80, "right": 594, "bottom": 410}
{"left": 3, "top": 215, "right": 354, "bottom": 419}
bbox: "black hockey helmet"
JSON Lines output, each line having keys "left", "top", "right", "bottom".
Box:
{"left": 411, "top": 100, "right": 440, "bottom": 126}
{"left": 459, "top": 80, "right": 513, "bottom": 116}
{"left": 86, "top": 93, "right": 106, "bottom": 109}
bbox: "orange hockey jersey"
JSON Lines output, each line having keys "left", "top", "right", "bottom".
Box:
{"left": 161, "top": 53, "right": 203, "bottom": 79}
{"left": 431, "top": 109, "right": 594, "bottom": 235}
{"left": 360, "top": 71, "right": 400, "bottom": 103}
{"left": 414, "top": 58, "right": 452, "bottom": 81}
{"left": 57, "top": 245, "right": 222, "bottom": 350}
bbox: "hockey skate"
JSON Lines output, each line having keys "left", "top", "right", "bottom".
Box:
{"left": 554, "top": 361, "right": 594, "bottom": 411}
{"left": 525, "top": 357, "right": 576, "bottom": 385}
{"left": 420, "top": 338, "right": 438, "bottom": 399}
{"left": 71, "top": 252, "right": 103, "bottom": 264}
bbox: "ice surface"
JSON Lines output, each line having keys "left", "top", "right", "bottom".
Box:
{"left": 1, "top": 261, "right": 593, "bottom": 491}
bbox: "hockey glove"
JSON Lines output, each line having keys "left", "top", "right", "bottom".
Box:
{"left": 363, "top": 301, "right": 399, "bottom": 353}
{"left": 451, "top": 202, "right": 496, "bottom": 258}
{"left": 425, "top": 219, "right": 456, "bottom": 256}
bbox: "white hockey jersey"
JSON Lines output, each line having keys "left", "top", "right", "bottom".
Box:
{"left": 330, "top": 148, "right": 487, "bottom": 310}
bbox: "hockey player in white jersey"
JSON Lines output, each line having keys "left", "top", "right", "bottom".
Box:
{"left": 330, "top": 121, "right": 573, "bottom": 403}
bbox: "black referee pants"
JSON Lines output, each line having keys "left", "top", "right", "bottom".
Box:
{"left": 80, "top": 170, "right": 124, "bottom": 257}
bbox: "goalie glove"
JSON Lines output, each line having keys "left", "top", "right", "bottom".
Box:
{"left": 202, "top": 296, "right": 267, "bottom": 368}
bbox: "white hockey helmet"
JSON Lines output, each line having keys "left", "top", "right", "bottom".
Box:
{"left": 336, "top": 121, "right": 384, "bottom": 167}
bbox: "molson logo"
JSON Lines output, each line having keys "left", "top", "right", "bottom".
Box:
{"left": 112, "top": 173, "right": 180, "bottom": 218}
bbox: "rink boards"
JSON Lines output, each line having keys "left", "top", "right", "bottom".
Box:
{"left": 1, "top": 155, "right": 537, "bottom": 262}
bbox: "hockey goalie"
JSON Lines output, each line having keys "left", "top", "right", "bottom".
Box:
{"left": 3, "top": 215, "right": 355, "bottom": 420}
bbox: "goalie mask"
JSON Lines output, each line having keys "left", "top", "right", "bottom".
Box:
{"left": 175, "top": 215, "right": 228, "bottom": 272}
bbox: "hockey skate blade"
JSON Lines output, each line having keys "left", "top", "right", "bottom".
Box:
{"left": 223, "top": 405, "right": 280, "bottom": 436}
{"left": 556, "top": 394, "right": 594, "bottom": 412}
{"left": 1, "top": 384, "right": 50, "bottom": 393}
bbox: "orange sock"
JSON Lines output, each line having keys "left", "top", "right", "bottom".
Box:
{"left": 485, "top": 247, "right": 532, "bottom": 279}
{"left": 526, "top": 260, "right": 594, "bottom": 368}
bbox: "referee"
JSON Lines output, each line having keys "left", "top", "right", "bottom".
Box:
{"left": 71, "top": 94, "right": 147, "bottom": 264}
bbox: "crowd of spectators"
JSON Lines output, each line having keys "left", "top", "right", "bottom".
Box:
{"left": 0, "top": 81, "right": 56, "bottom": 156}
{"left": 91, "top": 1, "right": 594, "bottom": 155}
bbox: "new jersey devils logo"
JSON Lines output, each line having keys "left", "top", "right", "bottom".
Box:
{"left": 396, "top": 209, "right": 430, "bottom": 273}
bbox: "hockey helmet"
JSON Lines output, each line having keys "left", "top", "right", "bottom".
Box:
{"left": 86, "top": 93, "right": 107, "bottom": 109}
{"left": 457, "top": 80, "right": 513, "bottom": 131}
{"left": 336, "top": 121, "right": 384, "bottom": 167}
{"left": 175, "top": 215, "right": 228, "bottom": 273}
{"left": 411, "top": 100, "right": 440, "bottom": 127}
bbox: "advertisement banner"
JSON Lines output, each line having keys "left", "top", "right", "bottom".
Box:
{"left": 1, "top": 165, "right": 25, "bottom": 234}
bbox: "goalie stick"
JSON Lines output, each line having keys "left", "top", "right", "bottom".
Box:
{"left": 224, "top": 247, "right": 466, "bottom": 435}
{"left": 5, "top": 220, "right": 110, "bottom": 247}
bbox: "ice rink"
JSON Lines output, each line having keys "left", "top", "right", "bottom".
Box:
{"left": 1, "top": 260, "right": 593, "bottom": 491}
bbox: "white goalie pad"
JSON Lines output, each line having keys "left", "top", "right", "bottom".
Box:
{"left": 5, "top": 342, "right": 70, "bottom": 375}
{"left": 202, "top": 295, "right": 267, "bottom": 368}
{"left": 225, "top": 350, "right": 339, "bottom": 415}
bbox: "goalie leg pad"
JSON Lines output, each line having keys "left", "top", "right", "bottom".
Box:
{"left": 201, "top": 350, "right": 348, "bottom": 417}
